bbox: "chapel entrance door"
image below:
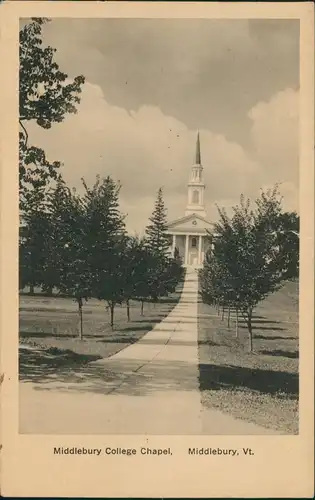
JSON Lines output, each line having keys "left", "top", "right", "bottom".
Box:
{"left": 189, "top": 250, "right": 198, "bottom": 266}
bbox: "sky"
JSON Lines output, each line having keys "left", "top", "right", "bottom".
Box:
{"left": 25, "top": 18, "right": 299, "bottom": 234}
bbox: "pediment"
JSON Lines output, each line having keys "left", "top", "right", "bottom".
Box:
{"left": 167, "top": 213, "right": 213, "bottom": 233}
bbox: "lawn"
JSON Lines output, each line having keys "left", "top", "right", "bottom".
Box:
{"left": 197, "top": 280, "right": 299, "bottom": 434}
{"left": 19, "top": 288, "right": 183, "bottom": 381}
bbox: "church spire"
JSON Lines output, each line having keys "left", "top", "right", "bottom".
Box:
{"left": 185, "top": 130, "right": 206, "bottom": 218}
{"left": 195, "top": 130, "right": 201, "bottom": 165}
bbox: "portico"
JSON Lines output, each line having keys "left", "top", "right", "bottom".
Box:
{"left": 167, "top": 216, "right": 212, "bottom": 268}
{"left": 166, "top": 132, "right": 213, "bottom": 268}
{"left": 171, "top": 233, "right": 205, "bottom": 267}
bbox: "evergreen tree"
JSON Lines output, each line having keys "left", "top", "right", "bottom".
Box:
{"left": 82, "top": 176, "right": 126, "bottom": 330}
{"left": 144, "top": 188, "right": 173, "bottom": 301}
{"left": 44, "top": 179, "right": 89, "bottom": 339}
{"left": 19, "top": 187, "right": 50, "bottom": 293}
{"left": 145, "top": 187, "right": 170, "bottom": 259}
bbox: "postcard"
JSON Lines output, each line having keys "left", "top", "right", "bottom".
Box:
{"left": 0, "top": 1, "right": 314, "bottom": 497}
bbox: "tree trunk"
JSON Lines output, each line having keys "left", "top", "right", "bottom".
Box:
{"left": 247, "top": 308, "right": 253, "bottom": 352}
{"left": 141, "top": 300, "right": 144, "bottom": 316}
{"left": 235, "top": 308, "right": 239, "bottom": 338}
{"left": 126, "top": 299, "right": 130, "bottom": 322}
{"left": 221, "top": 304, "right": 225, "bottom": 321}
{"left": 78, "top": 297, "right": 83, "bottom": 340}
{"left": 29, "top": 284, "right": 34, "bottom": 294}
{"left": 110, "top": 303, "right": 115, "bottom": 330}
{"left": 227, "top": 304, "right": 231, "bottom": 328}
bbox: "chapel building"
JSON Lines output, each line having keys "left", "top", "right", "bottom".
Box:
{"left": 166, "top": 132, "right": 213, "bottom": 268}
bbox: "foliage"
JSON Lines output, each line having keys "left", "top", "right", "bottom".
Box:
{"left": 145, "top": 187, "right": 170, "bottom": 259}
{"left": 19, "top": 18, "right": 85, "bottom": 206}
{"left": 20, "top": 174, "right": 184, "bottom": 333}
{"left": 81, "top": 176, "right": 126, "bottom": 329}
{"left": 144, "top": 187, "right": 183, "bottom": 301}
{"left": 200, "top": 187, "right": 299, "bottom": 352}
{"left": 19, "top": 188, "right": 50, "bottom": 292}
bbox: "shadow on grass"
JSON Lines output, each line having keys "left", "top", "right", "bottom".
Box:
{"left": 199, "top": 340, "right": 220, "bottom": 347}
{"left": 251, "top": 326, "right": 285, "bottom": 331}
{"left": 199, "top": 363, "right": 298, "bottom": 398}
{"left": 238, "top": 318, "right": 280, "bottom": 325}
{"left": 120, "top": 325, "right": 153, "bottom": 332}
{"left": 254, "top": 335, "right": 297, "bottom": 341}
{"left": 149, "top": 297, "right": 180, "bottom": 304}
{"left": 20, "top": 331, "right": 79, "bottom": 339}
{"left": 20, "top": 346, "right": 101, "bottom": 369}
{"left": 20, "top": 331, "right": 133, "bottom": 340}
{"left": 237, "top": 320, "right": 284, "bottom": 331}
{"left": 134, "top": 318, "right": 160, "bottom": 324}
{"left": 259, "top": 350, "right": 299, "bottom": 359}
{"left": 95, "top": 336, "right": 139, "bottom": 344}
{"left": 19, "top": 348, "right": 199, "bottom": 396}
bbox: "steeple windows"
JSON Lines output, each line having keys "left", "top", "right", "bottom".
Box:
{"left": 185, "top": 131, "right": 206, "bottom": 218}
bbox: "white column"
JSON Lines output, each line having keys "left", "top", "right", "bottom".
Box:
{"left": 172, "top": 234, "right": 176, "bottom": 256}
{"left": 185, "top": 234, "right": 189, "bottom": 265}
{"left": 198, "top": 235, "right": 202, "bottom": 265}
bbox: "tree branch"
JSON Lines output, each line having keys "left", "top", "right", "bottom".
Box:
{"left": 19, "top": 119, "right": 28, "bottom": 147}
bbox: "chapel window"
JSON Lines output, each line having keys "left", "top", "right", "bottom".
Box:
{"left": 191, "top": 237, "right": 197, "bottom": 248}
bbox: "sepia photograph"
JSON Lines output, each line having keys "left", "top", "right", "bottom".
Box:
{"left": 17, "top": 16, "right": 301, "bottom": 436}
{"left": 0, "top": 2, "right": 313, "bottom": 498}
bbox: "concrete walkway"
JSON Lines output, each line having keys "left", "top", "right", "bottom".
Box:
{"left": 20, "top": 269, "right": 278, "bottom": 435}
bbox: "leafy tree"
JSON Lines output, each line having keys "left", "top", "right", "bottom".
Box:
{"left": 160, "top": 250, "right": 184, "bottom": 296}
{"left": 273, "top": 211, "right": 299, "bottom": 279}
{"left": 200, "top": 187, "right": 298, "bottom": 352}
{"left": 19, "top": 18, "right": 85, "bottom": 207}
{"left": 120, "top": 236, "right": 150, "bottom": 320}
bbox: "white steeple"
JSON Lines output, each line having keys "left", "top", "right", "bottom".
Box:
{"left": 185, "top": 131, "right": 206, "bottom": 218}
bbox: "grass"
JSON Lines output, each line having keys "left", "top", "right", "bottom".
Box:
{"left": 19, "top": 289, "right": 182, "bottom": 381}
{"left": 197, "top": 280, "right": 299, "bottom": 434}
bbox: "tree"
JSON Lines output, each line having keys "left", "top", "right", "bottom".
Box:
{"left": 19, "top": 18, "right": 85, "bottom": 207}
{"left": 82, "top": 176, "right": 126, "bottom": 330}
{"left": 120, "top": 236, "right": 150, "bottom": 320}
{"left": 145, "top": 187, "right": 170, "bottom": 259}
{"left": 144, "top": 187, "right": 175, "bottom": 301}
{"left": 160, "top": 250, "right": 184, "bottom": 296}
{"left": 35, "top": 179, "right": 90, "bottom": 339}
{"left": 19, "top": 187, "right": 50, "bottom": 293}
{"left": 273, "top": 211, "right": 299, "bottom": 280}
{"left": 200, "top": 187, "right": 297, "bottom": 352}
{"left": 19, "top": 178, "right": 88, "bottom": 312}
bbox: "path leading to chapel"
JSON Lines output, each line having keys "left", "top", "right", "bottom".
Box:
{"left": 20, "top": 269, "right": 278, "bottom": 434}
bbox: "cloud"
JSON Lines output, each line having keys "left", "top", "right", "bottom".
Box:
{"left": 27, "top": 81, "right": 298, "bottom": 234}
{"left": 248, "top": 88, "right": 299, "bottom": 196}
{"left": 40, "top": 18, "right": 299, "bottom": 147}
